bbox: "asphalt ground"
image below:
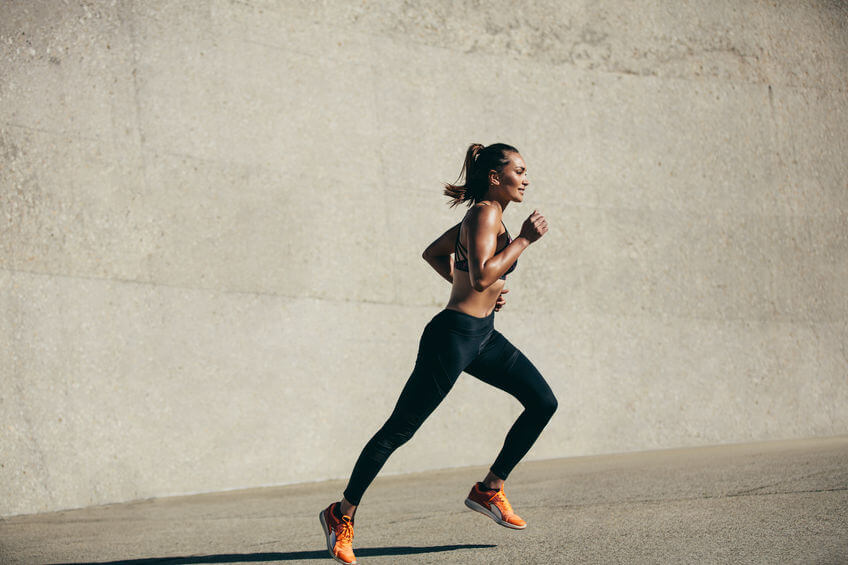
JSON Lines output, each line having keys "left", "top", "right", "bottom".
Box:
{"left": 2, "top": 436, "right": 846, "bottom": 565}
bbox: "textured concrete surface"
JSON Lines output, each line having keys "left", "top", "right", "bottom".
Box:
{"left": 2, "top": 1, "right": 848, "bottom": 516}
{"left": 1, "top": 437, "right": 846, "bottom": 565}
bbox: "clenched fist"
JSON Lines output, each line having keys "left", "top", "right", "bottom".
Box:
{"left": 519, "top": 210, "right": 548, "bottom": 243}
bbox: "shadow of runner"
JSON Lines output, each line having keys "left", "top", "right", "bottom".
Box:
{"left": 48, "top": 544, "right": 498, "bottom": 564}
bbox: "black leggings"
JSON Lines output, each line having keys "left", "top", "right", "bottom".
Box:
{"left": 343, "top": 308, "right": 557, "bottom": 505}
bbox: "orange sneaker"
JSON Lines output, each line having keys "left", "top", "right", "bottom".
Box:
{"left": 464, "top": 482, "right": 527, "bottom": 530}
{"left": 319, "top": 502, "right": 357, "bottom": 564}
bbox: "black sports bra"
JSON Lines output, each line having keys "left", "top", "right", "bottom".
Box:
{"left": 454, "top": 221, "right": 517, "bottom": 280}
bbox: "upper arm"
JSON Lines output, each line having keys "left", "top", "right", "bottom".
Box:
{"left": 466, "top": 205, "right": 500, "bottom": 276}
{"left": 423, "top": 222, "right": 461, "bottom": 258}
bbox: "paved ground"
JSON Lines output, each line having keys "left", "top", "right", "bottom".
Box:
{"left": 1, "top": 437, "right": 846, "bottom": 565}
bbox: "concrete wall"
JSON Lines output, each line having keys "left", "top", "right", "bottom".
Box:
{"left": 1, "top": 0, "right": 846, "bottom": 517}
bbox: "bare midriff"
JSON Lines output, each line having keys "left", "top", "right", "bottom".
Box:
{"left": 446, "top": 272, "right": 506, "bottom": 318}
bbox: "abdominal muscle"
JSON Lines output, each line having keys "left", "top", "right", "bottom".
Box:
{"left": 446, "top": 272, "right": 506, "bottom": 318}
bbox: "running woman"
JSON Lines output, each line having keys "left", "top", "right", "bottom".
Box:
{"left": 319, "top": 143, "right": 557, "bottom": 564}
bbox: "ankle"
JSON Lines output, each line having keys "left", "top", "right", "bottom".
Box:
{"left": 339, "top": 499, "right": 357, "bottom": 519}
{"left": 481, "top": 470, "right": 505, "bottom": 491}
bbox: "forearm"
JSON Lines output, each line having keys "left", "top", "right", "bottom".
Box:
{"left": 422, "top": 222, "right": 461, "bottom": 284}
{"left": 423, "top": 253, "right": 454, "bottom": 283}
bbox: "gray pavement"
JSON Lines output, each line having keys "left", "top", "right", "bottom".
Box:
{"left": 2, "top": 437, "right": 846, "bottom": 565}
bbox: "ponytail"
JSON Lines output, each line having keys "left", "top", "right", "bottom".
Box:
{"left": 443, "top": 142, "right": 519, "bottom": 208}
{"left": 443, "top": 143, "right": 483, "bottom": 207}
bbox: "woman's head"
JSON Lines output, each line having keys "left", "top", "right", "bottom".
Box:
{"left": 444, "top": 143, "right": 521, "bottom": 208}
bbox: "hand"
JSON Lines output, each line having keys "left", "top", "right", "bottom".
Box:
{"left": 494, "top": 288, "right": 509, "bottom": 312}
{"left": 519, "top": 210, "right": 548, "bottom": 243}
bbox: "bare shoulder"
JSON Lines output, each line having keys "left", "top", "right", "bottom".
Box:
{"left": 467, "top": 201, "right": 502, "bottom": 229}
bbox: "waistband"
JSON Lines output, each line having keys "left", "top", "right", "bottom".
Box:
{"left": 432, "top": 308, "right": 495, "bottom": 334}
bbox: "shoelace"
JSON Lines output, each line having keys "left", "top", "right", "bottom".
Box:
{"left": 336, "top": 516, "right": 354, "bottom": 547}
{"left": 490, "top": 489, "right": 514, "bottom": 515}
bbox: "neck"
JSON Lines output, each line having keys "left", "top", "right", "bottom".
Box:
{"left": 482, "top": 191, "right": 509, "bottom": 212}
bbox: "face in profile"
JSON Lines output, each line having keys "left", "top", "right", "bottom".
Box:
{"left": 495, "top": 152, "right": 529, "bottom": 202}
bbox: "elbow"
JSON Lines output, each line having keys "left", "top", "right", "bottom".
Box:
{"left": 470, "top": 277, "right": 489, "bottom": 292}
{"left": 422, "top": 249, "right": 440, "bottom": 269}
{"left": 470, "top": 266, "right": 494, "bottom": 291}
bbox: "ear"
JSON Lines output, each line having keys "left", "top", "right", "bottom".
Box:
{"left": 488, "top": 169, "right": 500, "bottom": 187}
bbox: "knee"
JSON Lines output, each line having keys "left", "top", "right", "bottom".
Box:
{"left": 535, "top": 392, "right": 558, "bottom": 420}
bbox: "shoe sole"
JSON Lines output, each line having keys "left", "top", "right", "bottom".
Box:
{"left": 464, "top": 498, "right": 527, "bottom": 530}
{"left": 318, "top": 509, "right": 358, "bottom": 564}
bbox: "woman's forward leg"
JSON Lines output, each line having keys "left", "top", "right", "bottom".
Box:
{"left": 466, "top": 330, "right": 558, "bottom": 480}
{"left": 462, "top": 330, "right": 557, "bottom": 529}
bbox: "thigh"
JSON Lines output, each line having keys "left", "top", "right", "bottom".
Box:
{"left": 465, "top": 330, "right": 554, "bottom": 407}
{"left": 389, "top": 318, "right": 484, "bottom": 425}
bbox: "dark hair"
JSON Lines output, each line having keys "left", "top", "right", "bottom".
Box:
{"left": 443, "top": 143, "right": 519, "bottom": 208}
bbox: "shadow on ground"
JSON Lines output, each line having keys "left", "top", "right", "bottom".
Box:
{"left": 49, "top": 544, "right": 497, "bottom": 564}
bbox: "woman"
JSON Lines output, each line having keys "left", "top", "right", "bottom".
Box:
{"left": 319, "top": 143, "right": 557, "bottom": 565}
